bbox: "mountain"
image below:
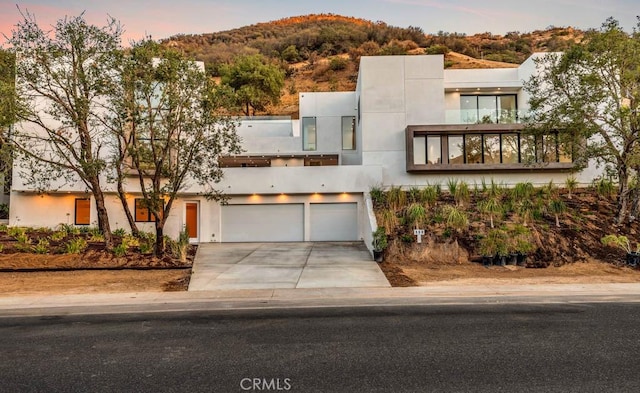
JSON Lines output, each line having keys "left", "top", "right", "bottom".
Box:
{"left": 161, "top": 15, "right": 582, "bottom": 117}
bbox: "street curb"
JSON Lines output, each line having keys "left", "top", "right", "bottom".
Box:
{"left": 2, "top": 283, "right": 640, "bottom": 317}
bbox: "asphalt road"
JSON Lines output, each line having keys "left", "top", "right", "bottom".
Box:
{"left": 1, "top": 302, "right": 640, "bottom": 392}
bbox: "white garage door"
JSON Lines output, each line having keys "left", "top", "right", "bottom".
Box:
{"left": 310, "top": 203, "right": 358, "bottom": 241}
{"left": 221, "top": 204, "right": 304, "bottom": 242}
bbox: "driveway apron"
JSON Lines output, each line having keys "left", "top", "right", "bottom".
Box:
{"left": 188, "top": 242, "right": 391, "bottom": 290}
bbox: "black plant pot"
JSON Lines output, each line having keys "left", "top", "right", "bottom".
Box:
{"left": 482, "top": 255, "right": 492, "bottom": 267}
{"left": 373, "top": 250, "right": 384, "bottom": 263}
{"left": 494, "top": 255, "right": 507, "bottom": 267}
{"left": 508, "top": 253, "right": 518, "bottom": 266}
{"left": 626, "top": 252, "right": 639, "bottom": 268}
{"left": 517, "top": 253, "right": 528, "bottom": 267}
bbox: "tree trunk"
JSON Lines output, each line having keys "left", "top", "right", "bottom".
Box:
{"left": 116, "top": 180, "right": 139, "bottom": 236}
{"left": 154, "top": 224, "right": 164, "bottom": 256}
{"left": 616, "top": 170, "right": 630, "bottom": 224}
{"left": 91, "top": 184, "right": 113, "bottom": 248}
{"left": 555, "top": 213, "right": 560, "bottom": 228}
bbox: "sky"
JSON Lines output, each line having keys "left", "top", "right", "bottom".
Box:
{"left": 0, "top": 0, "right": 638, "bottom": 43}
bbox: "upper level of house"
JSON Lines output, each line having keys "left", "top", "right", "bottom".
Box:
{"left": 13, "top": 53, "right": 593, "bottom": 196}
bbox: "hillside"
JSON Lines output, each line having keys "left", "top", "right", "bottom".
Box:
{"left": 161, "top": 14, "right": 582, "bottom": 117}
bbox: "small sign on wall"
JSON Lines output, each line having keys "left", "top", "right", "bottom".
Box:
{"left": 414, "top": 229, "right": 425, "bottom": 243}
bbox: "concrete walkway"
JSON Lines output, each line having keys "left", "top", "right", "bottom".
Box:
{"left": 188, "top": 242, "right": 391, "bottom": 290}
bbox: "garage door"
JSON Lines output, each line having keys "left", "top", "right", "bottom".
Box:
{"left": 221, "top": 204, "right": 304, "bottom": 242}
{"left": 310, "top": 203, "right": 358, "bottom": 241}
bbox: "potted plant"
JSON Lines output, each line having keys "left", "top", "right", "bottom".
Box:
{"left": 601, "top": 235, "right": 639, "bottom": 267}
{"left": 479, "top": 236, "right": 497, "bottom": 267}
{"left": 372, "top": 227, "right": 388, "bottom": 263}
{"left": 496, "top": 237, "right": 509, "bottom": 267}
{"left": 515, "top": 238, "right": 535, "bottom": 267}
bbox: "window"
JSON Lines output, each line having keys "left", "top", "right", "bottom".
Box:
{"left": 501, "top": 134, "right": 519, "bottom": 164}
{"left": 302, "top": 117, "right": 317, "bottom": 151}
{"left": 448, "top": 136, "right": 464, "bottom": 164}
{"left": 75, "top": 198, "right": 90, "bottom": 225}
{"left": 413, "top": 136, "right": 426, "bottom": 165}
{"left": 342, "top": 116, "right": 356, "bottom": 150}
{"left": 541, "top": 134, "right": 557, "bottom": 162}
{"left": 427, "top": 136, "right": 442, "bottom": 164}
{"left": 407, "top": 125, "right": 575, "bottom": 172}
{"left": 460, "top": 95, "right": 518, "bottom": 124}
{"left": 520, "top": 134, "right": 536, "bottom": 163}
{"left": 483, "top": 134, "right": 501, "bottom": 164}
{"left": 465, "top": 135, "right": 482, "bottom": 164}
{"left": 135, "top": 198, "right": 164, "bottom": 222}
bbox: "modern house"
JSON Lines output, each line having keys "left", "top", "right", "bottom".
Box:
{"left": 7, "top": 53, "right": 600, "bottom": 249}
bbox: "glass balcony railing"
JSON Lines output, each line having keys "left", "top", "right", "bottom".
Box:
{"left": 445, "top": 109, "right": 530, "bottom": 125}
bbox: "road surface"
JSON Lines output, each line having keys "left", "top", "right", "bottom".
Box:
{"left": 1, "top": 302, "right": 639, "bottom": 392}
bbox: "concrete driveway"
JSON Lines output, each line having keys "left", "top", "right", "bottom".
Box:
{"left": 188, "top": 242, "right": 391, "bottom": 290}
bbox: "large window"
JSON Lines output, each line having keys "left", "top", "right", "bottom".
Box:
{"left": 135, "top": 198, "right": 164, "bottom": 222}
{"left": 465, "top": 135, "right": 482, "bottom": 164}
{"left": 483, "top": 134, "right": 501, "bottom": 164}
{"left": 427, "top": 136, "right": 442, "bottom": 164}
{"left": 342, "top": 116, "right": 356, "bottom": 150}
{"left": 75, "top": 198, "right": 90, "bottom": 225}
{"left": 410, "top": 129, "right": 572, "bottom": 170}
{"left": 460, "top": 95, "right": 518, "bottom": 124}
{"left": 302, "top": 117, "right": 317, "bottom": 151}
{"left": 501, "top": 134, "right": 519, "bottom": 164}
{"left": 448, "top": 135, "right": 464, "bottom": 164}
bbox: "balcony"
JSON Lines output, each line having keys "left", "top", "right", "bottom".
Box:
{"left": 445, "top": 109, "right": 530, "bottom": 125}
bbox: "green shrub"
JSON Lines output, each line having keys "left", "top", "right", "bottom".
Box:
{"left": 0, "top": 203, "right": 8, "bottom": 219}
{"left": 379, "top": 209, "right": 398, "bottom": 235}
{"left": 601, "top": 234, "right": 636, "bottom": 253}
{"left": 33, "top": 239, "right": 50, "bottom": 254}
{"left": 65, "top": 238, "right": 87, "bottom": 254}
{"left": 425, "top": 44, "right": 449, "bottom": 55}
{"left": 49, "top": 231, "right": 66, "bottom": 242}
{"left": 112, "top": 243, "right": 127, "bottom": 257}
{"left": 113, "top": 228, "right": 127, "bottom": 237}
{"left": 170, "top": 229, "right": 190, "bottom": 262}
{"left": 443, "top": 205, "right": 468, "bottom": 233}
{"left": 454, "top": 181, "right": 470, "bottom": 207}
{"left": 387, "top": 186, "right": 406, "bottom": 211}
{"left": 139, "top": 241, "right": 153, "bottom": 255}
{"left": 328, "top": 57, "right": 348, "bottom": 71}
{"left": 401, "top": 233, "right": 415, "bottom": 243}
{"left": 594, "top": 178, "right": 615, "bottom": 198}
{"left": 121, "top": 234, "right": 139, "bottom": 248}
{"left": 511, "top": 182, "right": 534, "bottom": 201}
{"left": 372, "top": 227, "right": 388, "bottom": 251}
{"left": 7, "top": 226, "right": 26, "bottom": 238}
{"left": 565, "top": 176, "right": 578, "bottom": 199}
{"left": 15, "top": 232, "right": 30, "bottom": 245}
{"left": 0, "top": 244, "right": 3, "bottom": 253}
{"left": 369, "top": 185, "right": 386, "bottom": 207}
{"left": 421, "top": 184, "right": 439, "bottom": 207}
{"left": 0, "top": 224, "right": 7, "bottom": 232}
{"left": 407, "top": 187, "right": 421, "bottom": 203}
{"left": 446, "top": 178, "right": 458, "bottom": 195}
{"left": 405, "top": 203, "right": 427, "bottom": 229}
{"left": 57, "top": 224, "right": 80, "bottom": 235}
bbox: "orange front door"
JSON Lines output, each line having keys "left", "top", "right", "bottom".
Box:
{"left": 185, "top": 203, "right": 198, "bottom": 239}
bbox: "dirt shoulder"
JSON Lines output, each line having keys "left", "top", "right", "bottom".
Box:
{"left": 380, "top": 259, "right": 640, "bottom": 287}
{"left": 0, "top": 270, "right": 190, "bottom": 296}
